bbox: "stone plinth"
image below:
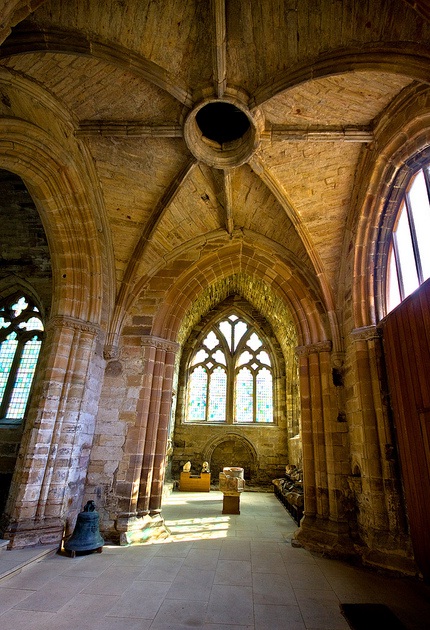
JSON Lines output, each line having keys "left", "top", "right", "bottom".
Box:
{"left": 222, "top": 494, "right": 240, "bottom": 515}
{"left": 219, "top": 467, "right": 245, "bottom": 514}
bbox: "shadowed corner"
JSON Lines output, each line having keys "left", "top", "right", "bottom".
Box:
{"left": 340, "top": 603, "right": 407, "bottom": 630}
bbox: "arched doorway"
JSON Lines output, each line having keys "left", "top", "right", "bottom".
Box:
{"left": 210, "top": 438, "right": 255, "bottom": 483}
{"left": 206, "top": 434, "right": 257, "bottom": 485}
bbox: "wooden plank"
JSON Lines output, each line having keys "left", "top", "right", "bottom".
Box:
{"left": 381, "top": 279, "right": 430, "bottom": 578}
{"left": 179, "top": 472, "right": 211, "bottom": 492}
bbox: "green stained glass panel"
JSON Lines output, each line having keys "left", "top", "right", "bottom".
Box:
{"left": 208, "top": 366, "right": 226, "bottom": 422}
{"left": 188, "top": 366, "right": 207, "bottom": 422}
{"left": 0, "top": 333, "right": 18, "bottom": 402}
{"left": 6, "top": 338, "right": 41, "bottom": 419}
{"left": 236, "top": 367, "right": 253, "bottom": 423}
{"left": 256, "top": 368, "right": 273, "bottom": 423}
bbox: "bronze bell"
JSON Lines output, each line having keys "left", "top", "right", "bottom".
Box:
{"left": 64, "top": 500, "right": 104, "bottom": 557}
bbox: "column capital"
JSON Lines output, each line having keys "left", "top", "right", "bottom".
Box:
{"left": 46, "top": 314, "right": 99, "bottom": 336}
{"left": 141, "top": 335, "right": 180, "bottom": 354}
{"left": 295, "top": 340, "right": 332, "bottom": 357}
{"left": 350, "top": 325, "right": 381, "bottom": 342}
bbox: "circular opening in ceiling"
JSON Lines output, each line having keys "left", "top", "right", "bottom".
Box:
{"left": 195, "top": 102, "right": 251, "bottom": 145}
{"left": 184, "top": 98, "right": 263, "bottom": 169}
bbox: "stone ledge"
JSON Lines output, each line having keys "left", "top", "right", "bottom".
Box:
{"left": 0, "top": 545, "right": 56, "bottom": 581}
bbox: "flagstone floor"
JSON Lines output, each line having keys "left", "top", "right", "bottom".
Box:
{"left": 0, "top": 490, "right": 429, "bottom": 629}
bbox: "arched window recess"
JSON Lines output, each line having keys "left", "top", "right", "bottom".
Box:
{"left": 0, "top": 294, "right": 44, "bottom": 424}
{"left": 373, "top": 146, "right": 430, "bottom": 320}
{"left": 385, "top": 163, "right": 430, "bottom": 314}
{"left": 185, "top": 311, "right": 277, "bottom": 425}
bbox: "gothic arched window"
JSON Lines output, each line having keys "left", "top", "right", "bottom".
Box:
{"left": 186, "top": 313, "right": 274, "bottom": 424}
{"left": 0, "top": 295, "right": 44, "bottom": 423}
{"left": 386, "top": 165, "right": 430, "bottom": 313}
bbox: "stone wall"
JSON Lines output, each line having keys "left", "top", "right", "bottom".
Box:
{"left": 172, "top": 425, "right": 289, "bottom": 488}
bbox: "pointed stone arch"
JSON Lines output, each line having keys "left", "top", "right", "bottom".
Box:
{"left": 352, "top": 85, "right": 430, "bottom": 328}
{"left": 203, "top": 432, "right": 259, "bottom": 484}
{"left": 0, "top": 117, "right": 111, "bottom": 547}
{"left": 0, "top": 117, "right": 106, "bottom": 325}
{"left": 149, "top": 235, "right": 331, "bottom": 348}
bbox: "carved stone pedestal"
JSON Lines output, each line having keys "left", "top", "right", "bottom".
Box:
{"left": 219, "top": 467, "right": 245, "bottom": 515}
{"left": 222, "top": 494, "right": 240, "bottom": 515}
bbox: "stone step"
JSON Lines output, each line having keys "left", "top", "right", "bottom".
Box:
{"left": 0, "top": 544, "right": 57, "bottom": 581}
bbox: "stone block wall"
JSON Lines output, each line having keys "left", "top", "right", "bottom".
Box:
{"left": 171, "top": 424, "right": 289, "bottom": 487}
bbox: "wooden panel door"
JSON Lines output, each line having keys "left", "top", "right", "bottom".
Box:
{"left": 381, "top": 278, "right": 430, "bottom": 580}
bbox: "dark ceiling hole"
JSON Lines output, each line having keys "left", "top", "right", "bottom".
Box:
{"left": 196, "top": 102, "right": 250, "bottom": 144}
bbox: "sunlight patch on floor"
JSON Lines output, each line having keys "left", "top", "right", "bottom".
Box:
{"left": 164, "top": 515, "right": 230, "bottom": 541}
{"left": 160, "top": 491, "right": 232, "bottom": 541}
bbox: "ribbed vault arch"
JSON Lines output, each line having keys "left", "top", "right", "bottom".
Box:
{"left": 149, "top": 240, "right": 331, "bottom": 348}
{"left": 351, "top": 86, "right": 430, "bottom": 327}
{"left": 252, "top": 46, "right": 430, "bottom": 107}
{"left": 0, "top": 117, "right": 106, "bottom": 325}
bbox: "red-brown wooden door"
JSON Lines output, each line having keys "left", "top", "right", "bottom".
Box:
{"left": 381, "top": 278, "right": 430, "bottom": 580}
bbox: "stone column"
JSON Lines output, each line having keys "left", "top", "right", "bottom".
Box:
{"left": 149, "top": 345, "right": 177, "bottom": 515}
{"left": 295, "top": 341, "right": 352, "bottom": 556}
{"left": 349, "top": 326, "right": 411, "bottom": 570}
{"left": 4, "top": 315, "right": 101, "bottom": 548}
{"left": 115, "top": 335, "right": 179, "bottom": 544}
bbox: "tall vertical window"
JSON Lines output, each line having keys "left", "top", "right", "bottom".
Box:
{"left": 186, "top": 313, "right": 274, "bottom": 424}
{"left": 387, "top": 166, "right": 430, "bottom": 313}
{"left": 0, "top": 295, "right": 44, "bottom": 423}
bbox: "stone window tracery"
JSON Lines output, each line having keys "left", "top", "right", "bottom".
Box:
{"left": 0, "top": 294, "right": 44, "bottom": 423}
{"left": 386, "top": 165, "right": 430, "bottom": 313}
{"left": 185, "top": 313, "right": 274, "bottom": 424}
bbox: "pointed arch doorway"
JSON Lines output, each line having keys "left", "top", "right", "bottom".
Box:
{"left": 171, "top": 293, "right": 301, "bottom": 488}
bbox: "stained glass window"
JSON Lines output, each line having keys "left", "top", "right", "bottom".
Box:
{"left": 185, "top": 312, "right": 274, "bottom": 424}
{"left": 188, "top": 366, "right": 207, "bottom": 422}
{"left": 208, "top": 367, "right": 227, "bottom": 422}
{"left": 0, "top": 333, "right": 18, "bottom": 402}
{"left": 236, "top": 367, "right": 253, "bottom": 422}
{"left": 386, "top": 165, "right": 430, "bottom": 313}
{"left": 256, "top": 368, "right": 273, "bottom": 422}
{"left": 0, "top": 295, "right": 44, "bottom": 423}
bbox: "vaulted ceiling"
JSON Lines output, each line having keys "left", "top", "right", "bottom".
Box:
{"left": 1, "top": 0, "right": 429, "bottom": 342}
